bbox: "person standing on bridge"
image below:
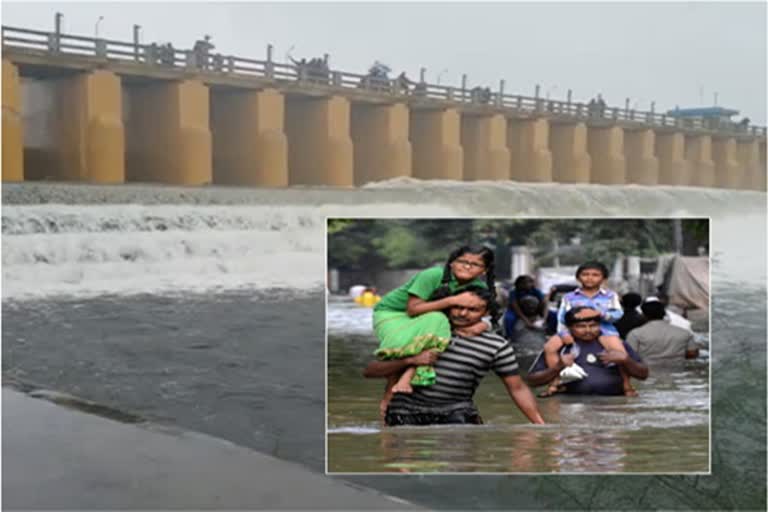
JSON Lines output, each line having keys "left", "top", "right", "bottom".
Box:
{"left": 587, "top": 98, "right": 598, "bottom": 117}
{"left": 596, "top": 94, "right": 607, "bottom": 117}
{"left": 193, "top": 35, "right": 215, "bottom": 69}
{"left": 396, "top": 72, "right": 412, "bottom": 94}
{"left": 160, "top": 43, "right": 175, "bottom": 66}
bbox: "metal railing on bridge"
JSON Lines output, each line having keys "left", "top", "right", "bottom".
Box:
{"left": 2, "top": 24, "right": 766, "bottom": 138}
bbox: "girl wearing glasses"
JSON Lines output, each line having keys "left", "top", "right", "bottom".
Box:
{"left": 372, "top": 245, "right": 500, "bottom": 417}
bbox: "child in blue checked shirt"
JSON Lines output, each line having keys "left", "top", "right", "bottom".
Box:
{"left": 541, "top": 261, "right": 637, "bottom": 396}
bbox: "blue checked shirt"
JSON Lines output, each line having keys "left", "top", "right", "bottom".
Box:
{"left": 556, "top": 288, "right": 623, "bottom": 337}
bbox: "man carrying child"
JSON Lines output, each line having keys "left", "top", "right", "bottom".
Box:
{"left": 540, "top": 261, "right": 638, "bottom": 396}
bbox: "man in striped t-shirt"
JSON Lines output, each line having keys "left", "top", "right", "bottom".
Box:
{"left": 363, "top": 286, "right": 545, "bottom": 426}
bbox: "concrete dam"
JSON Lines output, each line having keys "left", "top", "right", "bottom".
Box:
{"left": 2, "top": 25, "right": 766, "bottom": 190}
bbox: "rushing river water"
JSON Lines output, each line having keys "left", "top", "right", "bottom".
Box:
{"left": 327, "top": 300, "right": 710, "bottom": 473}
{"left": 2, "top": 181, "right": 765, "bottom": 509}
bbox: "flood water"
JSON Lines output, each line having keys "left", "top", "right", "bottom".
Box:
{"left": 2, "top": 183, "right": 764, "bottom": 509}
{"left": 327, "top": 299, "right": 710, "bottom": 473}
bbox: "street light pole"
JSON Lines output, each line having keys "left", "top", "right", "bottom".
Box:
{"left": 133, "top": 24, "right": 141, "bottom": 61}
{"left": 95, "top": 16, "right": 104, "bottom": 38}
{"left": 55, "top": 12, "right": 63, "bottom": 35}
{"left": 54, "top": 12, "right": 63, "bottom": 51}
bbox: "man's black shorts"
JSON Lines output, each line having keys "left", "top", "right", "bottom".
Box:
{"left": 385, "top": 407, "right": 483, "bottom": 426}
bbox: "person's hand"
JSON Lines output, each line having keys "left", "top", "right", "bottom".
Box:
{"left": 561, "top": 333, "right": 575, "bottom": 346}
{"left": 560, "top": 353, "right": 576, "bottom": 367}
{"left": 406, "top": 350, "right": 440, "bottom": 366}
{"left": 455, "top": 321, "right": 488, "bottom": 337}
{"left": 449, "top": 291, "right": 477, "bottom": 308}
{"left": 598, "top": 350, "right": 628, "bottom": 365}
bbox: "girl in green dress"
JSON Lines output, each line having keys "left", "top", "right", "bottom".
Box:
{"left": 372, "top": 245, "right": 501, "bottom": 416}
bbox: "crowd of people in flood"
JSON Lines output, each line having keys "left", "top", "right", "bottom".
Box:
{"left": 353, "top": 245, "right": 704, "bottom": 427}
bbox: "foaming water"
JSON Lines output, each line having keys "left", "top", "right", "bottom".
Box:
{"left": 327, "top": 427, "right": 382, "bottom": 434}
{"left": 327, "top": 297, "right": 375, "bottom": 335}
{"left": 1, "top": 202, "right": 457, "bottom": 300}
{"left": 2, "top": 182, "right": 764, "bottom": 301}
{"left": 363, "top": 178, "right": 765, "bottom": 216}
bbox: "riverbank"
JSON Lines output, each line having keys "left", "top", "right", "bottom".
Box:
{"left": 2, "top": 388, "right": 417, "bottom": 510}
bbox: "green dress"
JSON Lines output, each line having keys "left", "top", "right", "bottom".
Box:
{"left": 373, "top": 266, "right": 486, "bottom": 386}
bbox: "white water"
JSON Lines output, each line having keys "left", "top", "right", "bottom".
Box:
{"left": 2, "top": 183, "right": 764, "bottom": 300}
{"left": 1, "top": 203, "right": 457, "bottom": 300}
{"left": 327, "top": 298, "right": 375, "bottom": 335}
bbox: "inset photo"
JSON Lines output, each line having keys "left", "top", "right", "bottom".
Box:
{"left": 326, "top": 218, "right": 710, "bottom": 474}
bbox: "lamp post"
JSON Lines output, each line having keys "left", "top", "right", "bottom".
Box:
{"left": 53, "top": 12, "right": 63, "bottom": 52}
{"left": 95, "top": 16, "right": 104, "bottom": 38}
{"left": 133, "top": 24, "right": 141, "bottom": 60}
{"left": 55, "top": 11, "right": 63, "bottom": 35}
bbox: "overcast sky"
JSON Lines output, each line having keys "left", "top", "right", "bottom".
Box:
{"left": 2, "top": 1, "right": 766, "bottom": 123}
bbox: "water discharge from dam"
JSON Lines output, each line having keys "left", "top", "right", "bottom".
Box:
{"left": 1, "top": 180, "right": 765, "bottom": 508}
{"left": 2, "top": 180, "right": 764, "bottom": 300}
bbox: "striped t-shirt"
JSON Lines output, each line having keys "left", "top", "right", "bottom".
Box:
{"left": 386, "top": 332, "right": 520, "bottom": 415}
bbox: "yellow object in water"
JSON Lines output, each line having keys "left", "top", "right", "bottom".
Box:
{"left": 354, "top": 291, "right": 381, "bottom": 308}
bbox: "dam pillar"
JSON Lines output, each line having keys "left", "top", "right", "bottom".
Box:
{"left": 2, "top": 59, "right": 24, "bottom": 181}
{"left": 712, "top": 136, "right": 743, "bottom": 189}
{"left": 684, "top": 135, "right": 715, "bottom": 188}
{"left": 126, "top": 79, "right": 212, "bottom": 185}
{"left": 410, "top": 108, "right": 462, "bottom": 180}
{"left": 507, "top": 118, "right": 552, "bottom": 182}
{"left": 587, "top": 125, "right": 626, "bottom": 184}
{"left": 623, "top": 128, "right": 659, "bottom": 185}
{"left": 285, "top": 95, "right": 353, "bottom": 186}
{"left": 656, "top": 132, "right": 689, "bottom": 186}
{"left": 759, "top": 140, "right": 767, "bottom": 191}
{"left": 550, "top": 121, "right": 590, "bottom": 183}
{"left": 210, "top": 88, "right": 287, "bottom": 187}
{"left": 350, "top": 102, "right": 411, "bottom": 186}
{"left": 735, "top": 139, "right": 761, "bottom": 191}
{"left": 54, "top": 70, "right": 125, "bottom": 182}
{"left": 461, "top": 113, "right": 510, "bottom": 181}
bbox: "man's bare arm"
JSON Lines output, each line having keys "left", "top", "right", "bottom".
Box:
{"left": 501, "top": 374, "right": 545, "bottom": 424}
{"left": 599, "top": 350, "right": 649, "bottom": 380}
{"left": 525, "top": 353, "right": 573, "bottom": 387}
{"left": 621, "top": 355, "right": 649, "bottom": 380}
